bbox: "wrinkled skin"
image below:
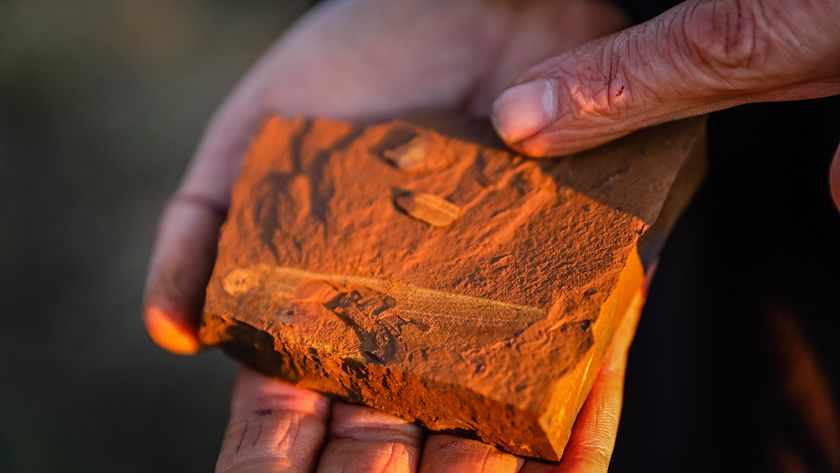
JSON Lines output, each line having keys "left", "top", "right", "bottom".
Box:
{"left": 491, "top": 0, "right": 840, "bottom": 157}
{"left": 143, "top": 0, "right": 840, "bottom": 471}
{"left": 489, "top": 0, "right": 840, "bottom": 213}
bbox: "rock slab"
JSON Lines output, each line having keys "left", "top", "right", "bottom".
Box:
{"left": 200, "top": 116, "right": 706, "bottom": 461}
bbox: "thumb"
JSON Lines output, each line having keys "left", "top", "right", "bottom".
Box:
{"left": 492, "top": 0, "right": 840, "bottom": 157}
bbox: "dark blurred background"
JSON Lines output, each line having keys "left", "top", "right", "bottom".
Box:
{"left": 2, "top": 1, "right": 838, "bottom": 473}
{"left": 0, "top": 2, "right": 308, "bottom": 471}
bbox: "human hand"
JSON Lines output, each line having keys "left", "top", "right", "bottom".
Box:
{"left": 490, "top": 0, "right": 840, "bottom": 160}
{"left": 143, "top": 0, "right": 641, "bottom": 470}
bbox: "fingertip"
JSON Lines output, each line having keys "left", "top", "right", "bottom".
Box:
{"left": 492, "top": 78, "right": 556, "bottom": 145}
{"left": 142, "top": 194, "right": 226, "bottom": 356}
{"left": 144, "top": 305, "right": 201, "bottom": 355}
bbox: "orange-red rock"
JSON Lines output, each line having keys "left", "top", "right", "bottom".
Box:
{"left": 200, "top": 116, "right": 706, "bottom": 460}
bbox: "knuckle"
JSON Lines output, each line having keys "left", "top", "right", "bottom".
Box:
{"left": 216, "top": 411, "right": 308, "bottom": 473}
{"left": 682, "top": 0, "right": 767, "bottom": 85}
{"left": 593, "top": 44, "right": 633, "bottom": 119}
{"left": 576, "top": 439, "right": 614, "bottom": 469}
{"left": 550, "top": 39, "right": 635, "bottom": 123}
{"left": 331, "top": 425, "right": 423, "bottom": 446}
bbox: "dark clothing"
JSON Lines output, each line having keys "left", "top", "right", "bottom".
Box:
{"left": 614, "top": 0, "right": 683, "bottom": 22}
{"left": 615, "top": 97, "right": 840, "bottom": 473}
{"left": 609, "top": 2, "right": 840, "bottom": 473}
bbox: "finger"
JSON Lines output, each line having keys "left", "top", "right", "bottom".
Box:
{"left": 315, "top": 404, "right": 424, "bottom": 473}
{"left": 830, "top": 141, "right": 840, "bottom": 212}
{"left": 142, "top": 194, "right": 225, "bottom": 354}
{"left": 418, "top": 435, "right": 524, "bottom": 473}
{"left": 142, "top": 85, "right": 269, "bottom": 354}
{"left": 216, "top": 368, "right": 331, "bottom": 473}
{"left": 492, "top": 0, "right": 840, "bottom": 156}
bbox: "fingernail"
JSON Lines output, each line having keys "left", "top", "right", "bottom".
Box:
{"left": 144, "top": 306, "right": 201, "bottom": 355}
{"left": 492, "top": 78, "right": 556, "bottom": 143}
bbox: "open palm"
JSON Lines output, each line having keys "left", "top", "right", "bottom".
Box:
{"left": 142, "top": 0, "right": 638, "bottom": 471}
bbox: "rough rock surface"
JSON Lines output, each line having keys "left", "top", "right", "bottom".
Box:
{"left": 200, "top": 116, "right": 706, "bottom": 461}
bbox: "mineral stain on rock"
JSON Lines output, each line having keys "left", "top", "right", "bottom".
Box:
{"left": 200, "top": 116, "right": 706, "bottom": 461}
